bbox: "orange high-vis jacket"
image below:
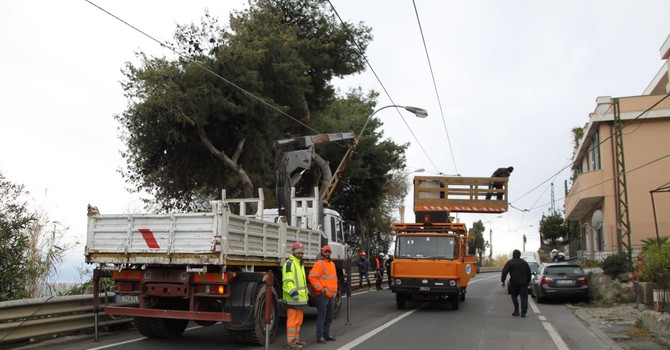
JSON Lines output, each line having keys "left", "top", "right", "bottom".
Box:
{"left": 308, "top": 259, "right": 338, "bottom": 298}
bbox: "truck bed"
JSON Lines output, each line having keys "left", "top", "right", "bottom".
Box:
{"left": 85, "top": 201, "right": 322, "bottom": 266}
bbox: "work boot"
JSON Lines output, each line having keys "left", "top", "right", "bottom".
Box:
{"left": 324, "top": 335, "right": 336, "bottom": 341}
{"left": 286, "top": 343, "right": 303, "bottom": 350}
{"left": 317, "top": 337, "right": 326, "bottom": 343}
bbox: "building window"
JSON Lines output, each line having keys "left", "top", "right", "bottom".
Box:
{"left": 589, "top": 131, "right": 601, "bottom": 171}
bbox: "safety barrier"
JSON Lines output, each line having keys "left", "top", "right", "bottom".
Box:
{"left": 0, "top": 293, "right": 132, "bottom": 346}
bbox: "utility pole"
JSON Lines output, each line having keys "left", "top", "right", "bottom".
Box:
{"left": 489, "top": 228, "right": 493, "bottom": 260}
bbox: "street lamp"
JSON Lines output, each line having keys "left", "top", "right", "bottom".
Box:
{"left": 322, "top": 105, "right": 428, "bottom": 201}
{"left": 483, "top": 215, "right": 502, "bottom": 259}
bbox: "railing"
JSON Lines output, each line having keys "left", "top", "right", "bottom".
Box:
{"left": 576, "top": 248, "right": 641, "bottom": 262}
{"left": 0, "top": 293, "right": 132, "bottom": 346}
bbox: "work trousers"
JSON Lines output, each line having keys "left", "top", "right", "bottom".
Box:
{"left": 315, "top": 293, "right": 334, "bottom": 338}
{"left": 509, "top": 283, "right": 529, "bottom": 315}
{"left": 359, "top": 271, "right": 370, "bottom": 288}
{"left": 286, "top": 307, "right": 304, "bottom": 344}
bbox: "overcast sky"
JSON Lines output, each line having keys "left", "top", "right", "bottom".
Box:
{"left": 1, "top": 0, "right": 669, "bottom": 282}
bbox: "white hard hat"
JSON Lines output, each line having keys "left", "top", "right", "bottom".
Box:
{"left": 551, "top": 249, "right": 558, "bottom": 253}
{"left": 558, "top": 252, "right": 565, "bottom": 257}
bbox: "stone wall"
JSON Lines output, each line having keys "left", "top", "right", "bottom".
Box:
{"left": 587, "top": 271, "right": 636, "bottom": 303}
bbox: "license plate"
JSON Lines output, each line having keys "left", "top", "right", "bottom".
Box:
{"left": 556, "top": 280, "right": 574, "bottom": 286}
{"left": 115, "top": 295, "right": 140, "bottom": 304}
{"left": 419, "top": 287, "right": 430, "bottom": 291}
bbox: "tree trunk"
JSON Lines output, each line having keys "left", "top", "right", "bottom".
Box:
{"left": 196, "top": 127, "right": 254, "bottom": 198}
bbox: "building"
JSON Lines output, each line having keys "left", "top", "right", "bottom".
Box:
{"left": 565, "top": 34, "right": 670, "bottom": 261}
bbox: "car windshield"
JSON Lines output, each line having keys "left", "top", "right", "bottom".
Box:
{"left": 396, "top": 236, "right": 457, "bottom": 259}
{"left": 545, "top": 265, "right": 584, "bottom": 275}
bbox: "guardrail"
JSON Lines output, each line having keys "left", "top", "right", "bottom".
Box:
{"left": 0, "top": 293, "right": 132, "bottom": 346}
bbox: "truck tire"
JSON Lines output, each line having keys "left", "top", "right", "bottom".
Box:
{"left": 333, "top": 290, "right": 343, "bottom": 318}
{"left": 396, "top": 294, "right": 406, "bottom": 309}
{"left": 450, "top": 294, "right": 460, "bottom": 310}
{"left": 224, "top": 282, "right": 279, "bottom": 345}
{"left": 134, "top": 317, "right": 188, "bottom": 339}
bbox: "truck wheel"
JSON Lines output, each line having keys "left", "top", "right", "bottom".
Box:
{"left": 450, "top": 294, "right": 460, "bottom": 310}
{"left": 134, "top": 317, "right": 188, "bottom": 339}
{"left": 333, "top": 290, "right": 343, "bottom": 318}
{"left": 224, "top": 282, "right": 280, "bottom": 345}
{"left": 396, "top": 294, "right": 406, "bottom": 309}
{"left": 249, "top": 283, "right": 279, "bottom": 345}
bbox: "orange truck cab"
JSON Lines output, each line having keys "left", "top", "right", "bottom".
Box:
{"left": 390, "top": 176, "right": 509, "bottom": 310}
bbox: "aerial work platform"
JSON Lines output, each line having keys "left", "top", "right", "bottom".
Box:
{"left": 413, "top": 176, "right": 509, "bottom": 217}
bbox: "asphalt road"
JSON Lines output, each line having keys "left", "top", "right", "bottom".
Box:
{"left": 27, "top": 272, "right": 618, "bottom": 350}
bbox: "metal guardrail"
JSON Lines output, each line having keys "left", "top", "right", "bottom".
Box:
{"left": 0, "top": 293, "right": 132, "bottom": 345}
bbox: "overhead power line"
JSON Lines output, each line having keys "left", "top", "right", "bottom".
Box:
{"left": 411, "top": 0, "right": 459, "bottom": 175}
{"left": 326, "top": 0, "right": 442, "bottom": 173}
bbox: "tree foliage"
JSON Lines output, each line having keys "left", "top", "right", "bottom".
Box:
{"left": 117, "top": 0, "right": 373, "bottom": 212}
{"left": 539, "top": 211, "right": 569, "bottom": 247}
{"left": 469, "top": 220, "right": 486, "bottom": 263}
{"left": 0, "top": 171, "right": 70, "bottom": 301}
{"left": 0, "top": 171, "right": 34, "bottom": 301}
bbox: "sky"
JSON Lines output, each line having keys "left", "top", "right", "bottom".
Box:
{"left": 1, "top": 0, "right": 669, "bottom": 282}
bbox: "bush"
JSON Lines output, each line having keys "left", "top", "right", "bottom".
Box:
{"left": 601, "top": 253, "right": 631, "bottom": 279}
{"left": 635, "top": 243, "right": 670, "bottom": 284}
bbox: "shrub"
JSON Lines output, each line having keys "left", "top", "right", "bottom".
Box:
{"left": 601, "top": 253, "right": 631, "bottom": 279}
{"left": 635, "top": 243, "right": 670, "bottom": 284}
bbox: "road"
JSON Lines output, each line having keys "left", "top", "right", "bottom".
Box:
{"left": 37, "top": 272, "right": 615, "bottom": 350}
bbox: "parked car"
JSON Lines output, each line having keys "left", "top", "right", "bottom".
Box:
{"left": 530, "top": 262, "right": 589, "bottom": 303}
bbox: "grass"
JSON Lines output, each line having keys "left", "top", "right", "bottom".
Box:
{"left": 630, "top": 318, "right": 654, "bottom": 339}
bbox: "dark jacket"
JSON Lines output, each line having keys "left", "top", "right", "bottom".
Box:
{"left": 357, "top": 258, "right": 369, "bottom": 274}
{"left": 501, "top": 258, "right": 531, "bottom": 285}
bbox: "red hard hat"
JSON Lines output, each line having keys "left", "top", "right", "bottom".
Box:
{"left": 292, "top": 242, "right": 305, "bottom": 253}
{"left": 359, "top": 251, "right": 366, "bottom": 256}
{"left": 322, "top": 245, "right": 332, "bottom": 253}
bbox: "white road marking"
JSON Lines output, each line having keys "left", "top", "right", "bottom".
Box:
{"left": 528, "top": 297, "right": 569, "bottom": 350}
{"left": 336, "top": 307, "right": 421, "bottom": 350}
{"left": 85, "top": 326, "right": 202, "bottom": 349}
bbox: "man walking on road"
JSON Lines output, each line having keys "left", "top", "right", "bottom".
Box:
{"left": 309, "top": 246, "right": 338, "bottom": 344}
{"left": 282, "top": 242, "right": 308, "bottom": 349}
{"left": 501, "top": 249, "right": 532, "bottom": 317}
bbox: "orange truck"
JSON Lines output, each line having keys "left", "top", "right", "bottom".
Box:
{"left": 390, "top": 175, "right": 509, "bottom": 310}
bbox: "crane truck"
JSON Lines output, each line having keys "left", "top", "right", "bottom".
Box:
{"left": 390, "top": 175, "right": 509, "bottom": 310}
{"left": 86, "top": 132, "right": 356, "bottom": 345}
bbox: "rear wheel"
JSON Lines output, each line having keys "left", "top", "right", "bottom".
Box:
{"left": 134, "top": 317, "right": 188, "bottom": 339}
{"left": 224, "top": 282, "right": 279, "bottom": 345}
{"left": 396, "top": 294, "right": 406, "bottom": 309}
{"left": 333, "top": 290, "right": 343, "bottom": 318}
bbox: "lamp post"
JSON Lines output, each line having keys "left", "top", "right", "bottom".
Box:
{"left": 322, "top": 105, "right": 428, "bottom": 201}
{"left": 483, "top": 215, "right": 502, "bottom": 260}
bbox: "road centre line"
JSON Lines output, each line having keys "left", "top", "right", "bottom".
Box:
{"left": 336, "top": 306, "right": 422, "bottom": 350}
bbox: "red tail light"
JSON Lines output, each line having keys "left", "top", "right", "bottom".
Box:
{"left": 541, "top": 276, "right": 553, "bottom": 285}
{"left": 578, "top": 277, "right": 589, "bottom": 285}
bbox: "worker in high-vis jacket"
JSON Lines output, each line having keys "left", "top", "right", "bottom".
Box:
{"left": 282, "top": 242, "right": 308, "bottom": 350}
{"left": 308, "top": 245, "right": 338, "bottom": 343}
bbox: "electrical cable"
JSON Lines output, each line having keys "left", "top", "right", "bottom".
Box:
{"left": 325, "top": 0, "right": 442, "bottom": 173}
{"left": 411, "top": 0, "right": 459, "bottom": 175}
